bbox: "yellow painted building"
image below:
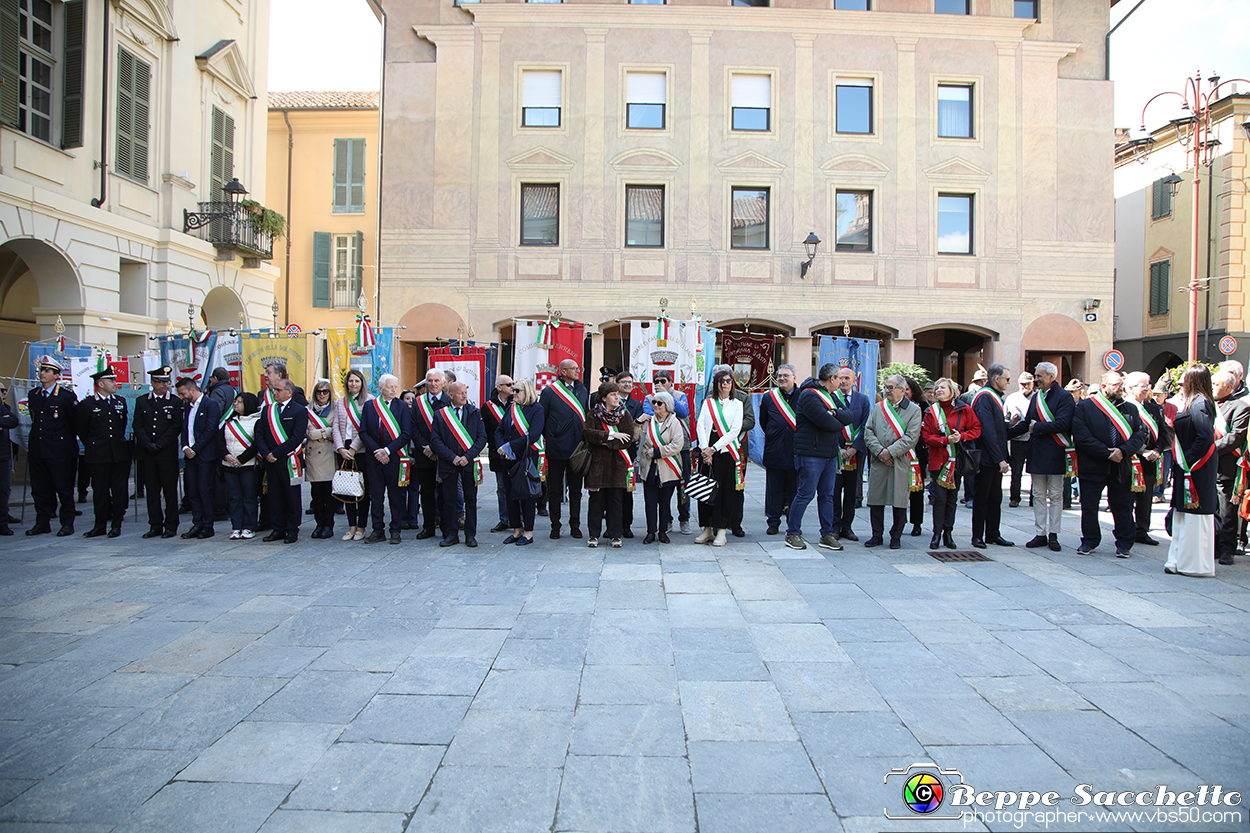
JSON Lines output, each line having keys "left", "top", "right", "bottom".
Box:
{"left": 265, "top": 92, "right": 380, "bottom": 336}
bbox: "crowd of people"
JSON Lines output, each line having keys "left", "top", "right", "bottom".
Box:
{"left": 5, "top": 351, "right": 1244, "bottom": 577}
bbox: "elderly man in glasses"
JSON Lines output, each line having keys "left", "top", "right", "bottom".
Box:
{"left": 863, "top": 374, "right": 923, "bottom": 548}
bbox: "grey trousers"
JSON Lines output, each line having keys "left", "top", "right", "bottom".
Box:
{"left": 1031, "top": 474, "right": 1065, "bottom": 536}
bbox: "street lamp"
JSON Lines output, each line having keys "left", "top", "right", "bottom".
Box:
{"left": 800, "top": 232, "right": 821, "bottom": 279}
{"left": 271, "top": 298, "right": 280, "bottom": 335}
{"left": 1134, "top": 70, "right": 1250, "bottom": 362}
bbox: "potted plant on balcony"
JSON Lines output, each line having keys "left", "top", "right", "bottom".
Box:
{"left": 239, "top": 199, "right": 287, "bottom": 241}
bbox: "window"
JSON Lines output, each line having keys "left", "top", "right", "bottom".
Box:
{"left": 1151, "top": 177, "right": 1174, "bottom": 220}
{"left": 835, "top": 191, "right": 872, "bottom": 252}
{"left": 521, "top": 70, "right": 561, "bottom": 127}
{"left": 937, "top": 194, "right": 972, "bottom": 255}
{"left": 834, "top": 0, "right": 869, "bottom": 8}
{"left": 625, "top": 72, "right": 665, "bottom": 130}
{"left": 333, "top": 138, "right": 366, "bottom": 213}
{"left": 1149, "top": 260, "right": 1170, "bottom": 316}
{"left": 937, "top": 84, "right": 972, "bottom": 138}
{"left": 934, "top": 0, "right": 968, "bottom": 12}
{"left": 626, "top": 186, "right": 664, "bottom": 247}
{"left": 526, "top": 0, "right": 561, "bottom": 4}
{"left": 1014, "top": 0, "right": 1036, "bottom": 17}
{"left": 1, "top": 0, "right": 84, "bottom": 148}
{"left": 312, "top": 231, "right": 363, "bottom": 309}
{"left": 731, "top": 74, "right": 770, "bottom": 132}
{"left": 521, "top": 184, "right": 559, "bottom": 246}
{"left": 209, "top": 106, "right": 235, "bottom": 199}
{"left": 835, "top": 79, "right": 872, "bottom": 135}
{"left": 732, "top": 0, "right": 768, "bottom": 6}
{"left": 115, "top": 47, "right": 150, "bottom": 183}
{"left": 731, "top": 187, "right": 769, "bottom": 250}
{"left": 630, "top": 0, "right": 665, "bottom": 4}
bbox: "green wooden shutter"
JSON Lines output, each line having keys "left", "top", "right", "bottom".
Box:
{"left": 333, "top": 139, "right": 349, "bottom": 211}
{"left": 349, "top": 139, "right": 365, "bottom": 212}
{"left": 1158, "top": 260, "right": 1169, "bottom": 314}
{"left": 1160, "top": 180, "right": 1171, "bottom": 217}
{"left": 354, "top": 230, "right": 364, "bottom": 299}
{"left": 211, "top": 107, "right": 235, "bottom": 199}
{"left": 0, "top": 0, "right": 19, "bottom": 128}
{"left": 131, "top": 53, "right": 150, "bottom": 182}
{"left": 313, "top": 232, "right": 331, "bottom": 308}
{"left": 60, "top": 0, "right": 85, "bottom": 148}
{"left": 333, "top": 139, "right": 366, "bottom": 213}
{"left": 115, "top": 48, "right": 149, "bottom": 182}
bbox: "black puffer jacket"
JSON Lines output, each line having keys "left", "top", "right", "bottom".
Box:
{"left": 793, "top": 378, "right": 852, "bottom": 459}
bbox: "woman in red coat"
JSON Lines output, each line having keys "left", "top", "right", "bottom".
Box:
{"left": 921, "top": 377, "right": 982, "bottom": 549}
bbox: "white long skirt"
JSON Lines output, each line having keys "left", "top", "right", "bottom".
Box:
{"left": 1164, "top": 512, "right": 1216, "bottom": 577}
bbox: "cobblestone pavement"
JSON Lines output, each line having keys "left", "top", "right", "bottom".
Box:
{"left": 0, "top": 469, "right": 1248, "bottom": 833}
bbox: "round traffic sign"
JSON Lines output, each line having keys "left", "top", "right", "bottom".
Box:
{"left": 1102, "top": 350, "right": 1124, "bottom": 372}
{"left": 1220, "top": 336, "right": 1238, "bottom": 356}
{"left": 286, "top": 324, "right": 302, "bottom": 336}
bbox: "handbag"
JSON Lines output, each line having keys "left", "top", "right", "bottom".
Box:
{"left": 955, "top": 442, "right": 981, "bottom": 479}
{"left": 510, "top": 455, "right": 542, "bottom": 499}
{"left": 685, "top": 461, "right": 720, "bottom": 505}
{"left": 568, "top": 440, "right": 592, "bottom": 476}
{"left": 332, "top": 458, "right": 365, "bottom": 502}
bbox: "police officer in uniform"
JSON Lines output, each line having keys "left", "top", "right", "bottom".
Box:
{"left": 26, "top": 356, "right": 78, "bottom": 537}
{"left": 76, "top": 366, "right": 132, "bottom": 538}
{"left": 133, "top": 366, "right": 184, "bottom": 538}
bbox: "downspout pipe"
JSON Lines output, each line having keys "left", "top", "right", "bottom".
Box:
{"left": 90, "top": 0, "right": 110, "bottom": 207}
{"left": 371, "top": 0, "right": 387, "bottom": 326}
{"left": 282, "top": 108, "right": 293, "bottom": 328}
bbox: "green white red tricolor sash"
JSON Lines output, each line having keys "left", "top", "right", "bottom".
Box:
{"left": 619, "top": 447, "right": 636, "bottom": 492}
{"left": 1137, "top": 405, "right": 1164, "bottom": 482}
{"left": 655, "top": 315, "right": 670, "bottom": 346}
{"left": 510, "top": 404, "right": 546, "bottom": 480}
{"left": 440, "top": 407, "right": 475, "bottom": 453}
{"left": 934, "top": 403, "right": 958, "bottom": 489}
{"left": 551, "top": 381, "right": 586, "bottom": 422}
{"left": 767, "top": 388, "right": 797, "bottom": 431}
{"left": 261, "top": 388, "right": 274, "bottom": 406}
{"left": 1173, "top": 429, "right": 1215, "bottom": 510}
{"left": 355, "top": 313, "right": 375, "bottom": 351}
{"left": 1090, "top": 392, "right": 1132, "bottom": 442}
{"left": 536, "top": 319, "right": 557, "bottom": 347}
{"left": 831, "top": 390, "right": 860, "bottom": 470}
{"left": 415, "top": 393, "right": 435, "bottom": 428}
{"left": 308, "top": 409, "right": 331, "bottom": 431}
{"left": 972, "top": 387, "right": 1005, "bottom": 417}
{"left": 345, "top": 395, "right": 363, "bottom": 433}
{"left": 705, "top": 397, "right": 744, "bottom": 490}
{"left": 881, "top": 399, "right": 923, "bottom": 492}
{"left": 225, "top": 416, "right": 253, "bottom": 450}
{"left": 647, "top": 418, "right": 683, "bottom": 480}
{"left": 217, "top": 394, "right": 235, "bottom": 429}
{"left": 1035, "top": 390, "right": 1077, "bottom": 478}
{"left": 266, "top": 404, "right": 303, "bottom": 480}
{"left": 375, "top": 398, "right": 411, "bottom": 486}
{"left": 486, "top": 400, "right": 505, "bottom": 423}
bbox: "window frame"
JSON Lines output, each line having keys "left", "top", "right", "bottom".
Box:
{"left": 833, "top": 0, "right": 870, "bottom": 8}
{"left": 520, "top": 183, "right": 561, "bottom": 247}
{"left": 332, "top": 232, "right": 364, "bottom": 309}
{"left": 623, "top": 69, "right": 668, "bottom": 131}
{"left": 934, "top": 0, "right": 969, "bottom": 13}
{"left": 1148, "top": 259, "right": 1171, "bottom": 316}
{"left": 835, "top": 78, "right": 873, "bottom": 136}
{"left": 517, "top": 65, "right": 568, "bottom": 135}
{"left": 332, "top": 138, "right": 367, "bottom": 214}
{"left": 730, "top": 186, "right": 770, "bottom": 251}
{"left": 834, "top": 189, "right": 873, "bottom": 253}
{"left": 728, "top": 69, "right": 775, "bottom": 135}
{"left": 936, "top": 83, "right": 974, "bottom": 140}
{"left": 15, "top": 0, "right": 58, "bottom": 145}
{"left": 936, "top": 192, "right": 974, "bottom": 256}
{"left": 625, "top": 184, "right": 665, "bottom": 248}
{"left": 1013, "top": 0, "right": 1037, "bottom": 19}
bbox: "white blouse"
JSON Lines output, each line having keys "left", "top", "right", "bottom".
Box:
{"left": 696, "top": 396, "right": 744, "bottom": 452}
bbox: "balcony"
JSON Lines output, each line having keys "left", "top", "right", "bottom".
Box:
{"left": 183, "top": 200, "right": 277, "bottom": 265}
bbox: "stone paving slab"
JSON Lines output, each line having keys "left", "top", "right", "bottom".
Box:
{"left": 2, "top": 468, "right": 1249, "bottom": 832}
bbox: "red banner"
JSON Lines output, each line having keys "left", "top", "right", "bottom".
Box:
{"left": 720, "top": 331, "right": 774, "bottom": 391}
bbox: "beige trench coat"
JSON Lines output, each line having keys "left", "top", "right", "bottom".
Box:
{"left": 864, "top": 398, "right": 922, "bottom": 508}
{"left": 305, "top": 405, "right": 336, "bottom": 483}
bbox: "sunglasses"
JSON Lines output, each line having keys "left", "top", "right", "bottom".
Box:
{"left": 883, "top": 384, "right": 899, "bottom": 391}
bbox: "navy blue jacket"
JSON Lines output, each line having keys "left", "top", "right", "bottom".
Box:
{"left": 254, "top": 400, "right": 309, "bottom": 471}
{"left": 758, "top": 385, "right": 799, "bottom": 469}
{"left": 1072, "top": 395, "right": 1147, "bottom": 483}
{"left": 496, "top": 401, "right": 545, "bottom": 468}
{"left": 972, "top": 387, "right": 1024, "bottom": 468}
{"left": 540, "top": 380, "right": 589, "bottom": 461}
{"left": 1023, "top": 382, "right": 1075, "bottom": 476}
{"left": 0, "top": 398, "right": 18, "bottom": 462}
{"left": 430, "top": 402, "right": 487, "bottom": 478}
{"left": 361, "top": 397, "right": 413, "bottom": 472}
{"left": 410, "top": 392, "right": 449, "bottom": 470}
{"left": 28, "top": 383, "right": 78, "bottom": 459}
{"left": 182, "top": 394, "right": 223, "bottom": 461}
{"left": 792, "top": 378, "right": 852, "bottom": 459}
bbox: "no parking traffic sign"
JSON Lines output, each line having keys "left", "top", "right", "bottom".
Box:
{"left": 1102, "top": 350, "right": 1124, "bottom": 372}
{"left": 1220, "top": 336, "right": 1237, "bottom": 356}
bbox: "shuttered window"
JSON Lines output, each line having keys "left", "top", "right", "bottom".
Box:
{"left": 1149, "top": 260, "right": 1170, "bottom": 316}
{"left": 731, "top": 73, "right": 771, "bottom": 132}
{"left": 521, "top": 70, "right": 561, "bottom": 128}
{"left": 333, "top": 138, "right": 366, "bottom": 213}
{"left": 625, "top": 72, "right": 665, "bottom": 130}
{"left": 60, "top": 0, "right": 84, "bottom": 148}
{"left": 313, "top": 232, "right": 331, "bottom": 308}
{"left": 210, "top": 106, "right": 235, "bottom": 200}
{"left": 115, "top": 47, "right": 151, "bottom": 183}
{"left": 1151, "top": 177, "right": 1174, "bottom": 219}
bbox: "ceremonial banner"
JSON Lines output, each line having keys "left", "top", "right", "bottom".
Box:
{"left": 160, "top": 331, "right": 218, "bottom": 385}
{"left": 326, "top": 326, "right": 395, "bottom": 397}
{"left": 721, "top": 331, "right": 774, "bottom": 391}
{"left": 513, "top": 321, "right": 584, "bottom": 390}
{"left": 27, "top": 341, "right": 91, "bottom": 379}
{"left": 446, "top": 340, "right": 499, "bottom": 399}
{"left": 240, "top": 333, "right": 308, "bottom": 395}
{"left": 628, "top": 319, "right": 704, "bottom": 387}
{"left": 210, "top": 332, "right": 243, "bottom": 387}
{"left": 430, "top": 346, "right": 487, "bottom": 406}
{"left": 817, "top": 336, "right": 879, "bottom": 400}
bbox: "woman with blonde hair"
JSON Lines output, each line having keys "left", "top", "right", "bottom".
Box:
{"left": 496, "top": 377, "right": 544, "bottom": 545}
{"left": 332, "top": 369, "right": 374, "bottom": 540}
{"left": 1164, "top": 364, "right": 1217, "bottom": 576}
{"left": 306, "top": 380, "right": 337, "bottom": 538}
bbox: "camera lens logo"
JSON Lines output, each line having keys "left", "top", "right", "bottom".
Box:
{"left": 903, "top": 772, "right": 944, "bottom": 814}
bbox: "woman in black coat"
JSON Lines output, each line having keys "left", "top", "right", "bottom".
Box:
{"left": 1165, "top": 364, "right": 1218, "bottom": 577}
{"left": 496, "top": 378, "right": 545, "bottom": 546}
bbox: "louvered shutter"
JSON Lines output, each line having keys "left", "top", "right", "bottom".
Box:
{"left": 131, "top": 53, "right": 150, "bottom": 182}
{"left": 60, "top": 0, "right": 85, "bottom": 148}
{"left": 354, "top": 230, "right": 364, "bottom": 298}
{"left": 333, "top": 139, "right": 349, "bottom": 211}
{"left": 349, "top": 139, "right": 365, "bottom": 212}
{"left": 116, "top": 49, "right": 134, "bottom": 178}
{"left": 211, "top": 107, "right": 235, "bottom": 199}
{"left": 313, "top": 232, "right": 331, "bottom": 308}
{"left": 0, "top": 0, "right": 18, "bottom": 128}
{"left": 1151, "top": 180, "right": 1162, "bottom": 220}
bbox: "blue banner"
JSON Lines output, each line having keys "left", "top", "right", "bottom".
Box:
{"left": 27, "top": 341, "right": 92, "bottom": 380}
{"left": 817, "top": 336, "right": 880, "bottom": 400}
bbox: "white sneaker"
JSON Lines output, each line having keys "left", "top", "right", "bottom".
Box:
{"left": 694, "top": 527, "right": 714, "bottom": 544}
{"left": 229, "top": 530, "right": 241, "bottom": 540}
{"left": 712, "top": 529, "right": 728, "bottom": 547}
{"left": 241, "top": 529, "right": 255, "bottom": 539}
{"left": 679, "top": 520, "right": 693, "bottom": 535}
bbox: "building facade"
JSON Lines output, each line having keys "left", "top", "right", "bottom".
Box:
{"left": 1113, "top": 93, "right": 1250, "bottom": 377}
{"left": 0, "top": 0, "right": 276, "bottom": 371}
{"left": 372, "top": 0, "right": 1114, "bottom": 387}
{"left": 265, "top": 92, "right": 380, "bottom": 336}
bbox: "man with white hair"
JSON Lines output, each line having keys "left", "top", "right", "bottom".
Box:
{"left": 361, "top": 374, "right": 413, "bottom": 545}
{"left": 429, "top": 381, "right": 487, "bottom": 548}
{"left": 1219, "top": 360, "right": 1246, "bottom": 400}
{"left": 410, "top": 369, "right": 451, "bottom": 538}
{"left": 1212, "top": 370, "right": 1250, "bottom": 564}
{"left": 1072, "top": 371, "right": 1147, "bottom": 557}
{"left": 1124, "top": 371, "right": 1170, "bottom": 546}
{"left": 1020, "top": 362, "right": 1073, "bottom": 551}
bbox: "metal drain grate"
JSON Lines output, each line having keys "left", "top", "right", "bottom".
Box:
{"left": 928, "top": 550, "right": 993, "bottom": 563}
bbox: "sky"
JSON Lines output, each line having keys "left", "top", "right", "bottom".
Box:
{"left": 267, "top": 0, "right": 1248, "bottom": 132}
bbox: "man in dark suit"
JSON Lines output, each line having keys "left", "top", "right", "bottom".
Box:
{"left": 262, "top": 363, "right": 306, "bottom": 407}
{"left": 254, "top": 378, "right": 309, "bottom": 544}
{"left": 26, "top": 355, "right": 78, "bottom": 537}
{"left": 361, "top": 374, "right": 412, "bottom": 545}
{"left": 176, "top": 376, "right": 223, "bottom": 539}
{"left": 1021, "top": 361, "right": 1075, "bottom": 551}
{"left": 133, "top": 366, "right": 184, "bottom": 538}
{"left": 759, "top": 363, "right": 800, "bottom": 536}
{"left": 1125, "top": 371, "right": 1171, "bottom": 547}
{"left": 482, "top": 375, "right": 514, "bottom": 534}
{"left": 1212, "top": 371, "right": 1250, "bottom": 565}
{"left": 1072, "top": 371, "right": 1148, "bottom": 557}
{"left": 971, "top": 363, "right": 1024, "bottom": 549}
{"left": 410, "top": 369, "right": 450, "bottom": 538}
{"left": 76, "top": 366, "right": 131, "bottom": 538}
{"left": 540, "top": 359, "right": 589, "bottom": 539}
{"left": 615, "top": 371, "right": 646, "bottom": 538}
{"left": 0, "top": 379, "right": 17, "bottom": 536}
{"left": 830, "top": 365, "right": 871, "bottom": 540}
{"left": 430, "top": 381, "right": 487, "bottom": 547}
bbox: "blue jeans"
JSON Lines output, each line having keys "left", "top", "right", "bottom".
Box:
{"left": 787, "top": 455, "right": 839, "bottom": 536}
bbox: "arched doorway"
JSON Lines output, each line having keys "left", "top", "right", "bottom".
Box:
{"left": 1022, "top": 314, "right": 1089, "bottom": 385}
{"left": 0, "top": 238, "right": 82, "bottom": 367}
{"left": 397, "top": 303, "right": 465, "bottom": 388}
{"left": 1145, "top": 351, "right": 1184, "bottom": 383}
{"left": 913, "top": 324, "right": 997, "bottom": 388}
{"left": 202, "top": 286, "right": 246, "bottom": 330}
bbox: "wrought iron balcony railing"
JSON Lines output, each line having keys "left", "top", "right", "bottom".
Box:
{"left": 183, "top": 201, "right": 274, "bottom": 261}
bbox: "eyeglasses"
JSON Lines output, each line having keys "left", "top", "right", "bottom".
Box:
{"left": 883, "top": 384, "right": 898, "bottom": 391}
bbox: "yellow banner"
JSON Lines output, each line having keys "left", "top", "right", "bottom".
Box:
{"left": 327, "top": 329, "right": 353, "bottom": 400}
{"left": 241, "top": 333, "right": 308, "bottom": 395}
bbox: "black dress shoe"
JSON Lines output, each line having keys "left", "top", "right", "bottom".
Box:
{"left": 490, "top": 522, "right": 510, "bottom": 533}
{"left": 1025, "top": 535, "right": 1049, "bottom": 548}
{"left": 1219, "top": 554, "right": 1235, "bottom": 566}
{"left": 107, "top": 528, "right": 121, "bottom": 538}
{"left": 863, "top": 536, "right": 883, "bottom": 548}
{"left": 622, "top": 529, "right": 634, "bottom": 539}
{"left": 143, "top": 529, "right": 162, "bottom": 539}
{"left": 439, "top": 536, "right": 459, "bottom": 547}
{"left": 536, "top": 505, "right": 548, "bottom": 516}
{"left": 889, "top": 538, "right": 902, "bottom": 549}
{"left": 643, "top": 532, "right": 656, "bottom": 544}
{"left": 0, "top": 526, "right": 9, "bottom": 536}
{"left": 549, "top": 528, "right": 561, "bottom": 540}
{"left": 1048, "top": 534, "right": 1061, "bottom": 552}
{"left": 6, "top": 514, "right": 18, "bottom": 524}
{"left": 766, "top": 526, "right": 779, "bottom": 535}
{"left": 415, "top": 527, "right": 436, "bottom": 540}
{"left": 570, "top": 528, "right": 583, "bottom": 539}
{"left": 657, "top": 531, "right": 670, "bottom": 544}
{"left": 305, "top": 508, "right": 316, "bottom": 515}
{"left": 57, "top": 526, "right": 74, "bottom": 536}
{"left": 262, "top": 532, "right": 285, "bottom": 542}
{"left": 841, "top": 530, "right": 859, "bottom": 542}
{"left": 162, "top": 530, "right": 177, "bottom": 539}
{"left": 929, "top": 533, "right": 941, "bottom": 549}
{"left": 465, "top": 537, "right": 478, "bottom": 548}
{"left": 1135, "top": 533, "right": 1158, "bottom": 546}
{"left": 910, "top": 524, "right": 922, "bottom": 537}
{"left": 25, "top": 526, "right": 51, "bottom": 536}
{"left": 363, "top": 532, "right": 386, "bottom": 544}
{"left": 988, "top": 536, "right": 1014, "bottom": 547}
{"left": 198, "top": 529, "right": 214, "bottom": 539}
{"left": 73, "top": 509, "right": 82, "bottom": 516}
{"left": 391, "top": 532, "right": 402, "bottom": 545}
{"left": 180, "top": 528, "right": 201, "bottom": 539}
{"left": 83, "top": 527, "right": 107, "bottom": 538}
{"left": 284, "top": 534, "right": 298, "bottom": 544}
{"left": 516, "top": 536, "right": 534, "bottom": 546}
{"left": 971, "top": 538, "right": 987, "bottom": 549}
{"left": 402, "top": 522, "right": 420, "bottom": 530}
{"left": 732, "top": 527, "right": 745, "bottom": 538}
{"left": 254, "top": 523, "right": 271, "bottom": 532}
{"left": 502, "top": 534, "right": 519, "bottom": 544}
